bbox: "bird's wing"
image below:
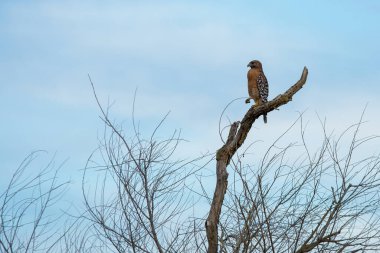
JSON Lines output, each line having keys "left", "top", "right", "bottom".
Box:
{"left": 257, "top": 73, "right": 269, "bottom": 103}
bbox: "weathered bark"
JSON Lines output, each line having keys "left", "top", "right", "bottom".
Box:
{"left": 205, "top": 67, "right": 309, "bottom": 253}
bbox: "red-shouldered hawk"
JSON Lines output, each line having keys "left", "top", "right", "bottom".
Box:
{"left": 245, "top": 60, "right": 269, "bottom": 123}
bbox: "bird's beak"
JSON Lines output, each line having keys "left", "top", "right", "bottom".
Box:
{"left": 247, "top": 64, "right": 250, "bottom": 67}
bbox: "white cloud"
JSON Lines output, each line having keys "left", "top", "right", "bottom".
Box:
{"left": 1, "top": 1, "right": 380, "bottom": 191}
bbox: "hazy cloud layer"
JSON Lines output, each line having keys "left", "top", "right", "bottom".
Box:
{"left": 0, "top": 1, "right": 379, "bottom": 200}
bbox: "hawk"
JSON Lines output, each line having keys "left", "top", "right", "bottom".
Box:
{"left": 245, "top": 60, "right": 269, "bottom": 123}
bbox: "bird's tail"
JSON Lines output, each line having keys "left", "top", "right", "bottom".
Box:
{"left": 263, "top": 113, "right": 267, "bottom": 124}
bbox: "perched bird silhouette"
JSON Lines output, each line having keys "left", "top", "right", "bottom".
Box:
{"left": 245, "top": 60, "right": 269, "bottom": 123}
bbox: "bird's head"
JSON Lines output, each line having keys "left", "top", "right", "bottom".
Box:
{"left": 247, "top": 60, "right": 262, "bottom": 69}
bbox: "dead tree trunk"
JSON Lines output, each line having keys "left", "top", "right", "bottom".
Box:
{"left": 205, "top": 67, "right": 309, "bottom": 253}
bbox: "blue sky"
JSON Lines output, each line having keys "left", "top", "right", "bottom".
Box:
{"left": 1, "top": 1, "right": 380, "bottom": 204}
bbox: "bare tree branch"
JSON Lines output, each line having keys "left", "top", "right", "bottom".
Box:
{"left": 206, "top": 67, "right": 308, "bottom": 252}
{"left": 0, "top": 152, "right": 68, "bottom": 253}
